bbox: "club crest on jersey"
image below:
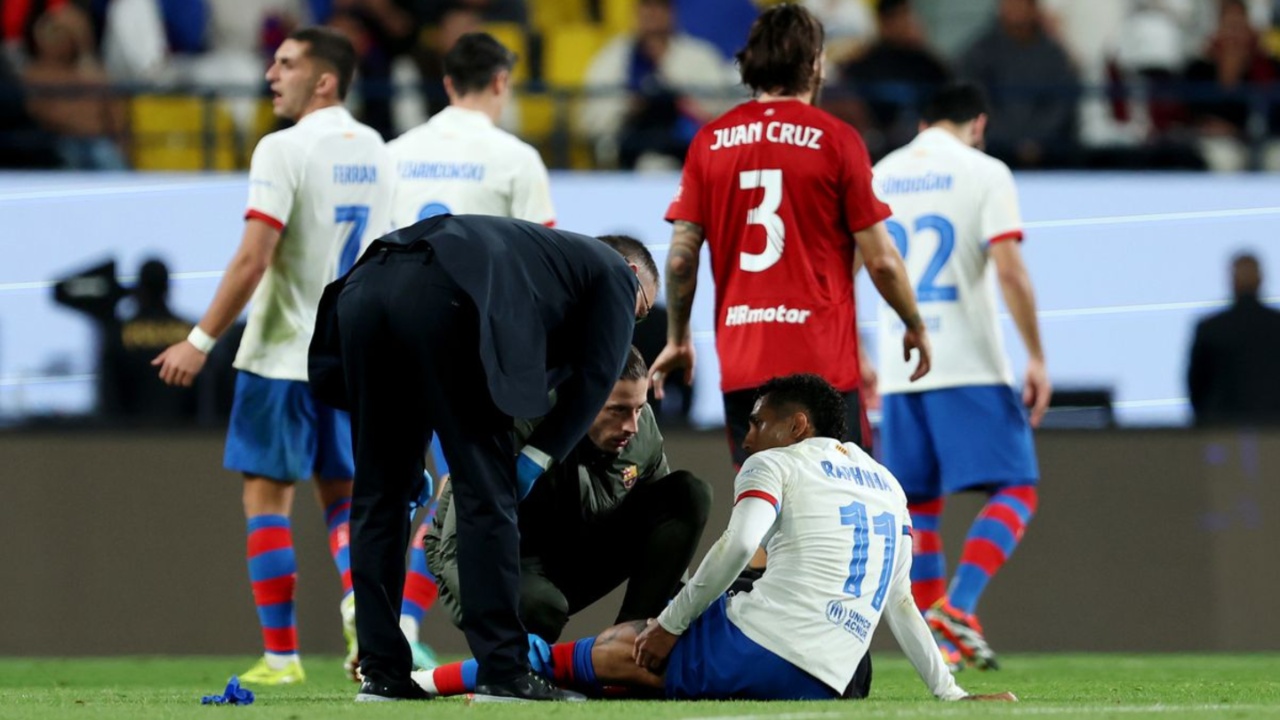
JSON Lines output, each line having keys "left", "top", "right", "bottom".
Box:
{"left": 621, "top": 465, "right": 639, "bottom": 489}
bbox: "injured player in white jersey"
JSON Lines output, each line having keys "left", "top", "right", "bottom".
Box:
{"left": 412, "top": 373, "right": 1017, "bottom": 702}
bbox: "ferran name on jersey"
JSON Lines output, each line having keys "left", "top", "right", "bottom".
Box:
{"left": 332, "top": 164, "right": 379, "bottom": 184}
{"left": 621, "top": 465, "right": 639, "bottom": 489}
{"left": 709, "top": 121, "right": 824, "bottom": 151}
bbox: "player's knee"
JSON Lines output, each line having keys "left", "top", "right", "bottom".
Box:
{"left": 520, "top": 589, "right": 570, "bottom": 643}
{"left": 995, "top": 484, "right": 1039, "bottom": 517}
{"left": 661, "top": 470, "right": 713, "bottom": 527}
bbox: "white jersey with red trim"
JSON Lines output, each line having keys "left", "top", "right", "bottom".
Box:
{"left": 724, "top": 437, "right": 957, "bottom": 695}
{"left": 236, "top": 105, "right": 393, "bottom": 381}
{"left": 386, "top": 106, "right": 555, "bottom": 229}
{"left": 872, "top": 128, "right": 1022, "bottom": 394}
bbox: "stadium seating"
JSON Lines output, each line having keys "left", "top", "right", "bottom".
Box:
{"left": 542, "top": 23, "right": 610, "bottom": 89}
{"left": 483, "top": 22, "right": 531, "bottom": 85}
{"left": 129, "top": 95, "right": 240, "bottom": 171}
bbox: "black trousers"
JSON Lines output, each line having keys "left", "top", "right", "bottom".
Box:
{"left": 722, "top": 386, "right": 871, "bottom": 468}
{"left": 521, "top": 470, "right": 712, "bottom": 641}
{"left": 338, "top": 249, "right": 528, "bottom": 685}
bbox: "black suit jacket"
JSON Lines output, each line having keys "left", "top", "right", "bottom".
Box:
{"left": 310, "top": 214, "right": 639, "bottom": 462}
{"left": 1187, "top": 296, "right": 1280, "bottom": 426}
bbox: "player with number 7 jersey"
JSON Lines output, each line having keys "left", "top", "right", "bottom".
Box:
{"left": 655, "top": 3, "right": 930, "bottom": 470}
{"left": 153, "top": 27, "right": 393, "bottom": 686}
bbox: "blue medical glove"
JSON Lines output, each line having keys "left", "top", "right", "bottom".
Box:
{"left": 516, "top": 446, "right": 552, "bottom": 500}
{"left": 527, "top": 633, "right": 553, "bottom": 677}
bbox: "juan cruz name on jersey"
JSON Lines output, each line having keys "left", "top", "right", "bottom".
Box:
{"left": 709, "top": 121, "right": 824, "bottom": 151}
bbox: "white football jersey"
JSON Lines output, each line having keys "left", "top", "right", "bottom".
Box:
{"left": 386, "top": 106, "right": 555, "bottom": 228}
{"left": 872, "top": 128, "right": 1022, "bottom": 394}
{"left": 235, "top": 106, "right": 394, "bottom": 381}
{"left": 726, "top": 437, "right": 955, "bottom": 695}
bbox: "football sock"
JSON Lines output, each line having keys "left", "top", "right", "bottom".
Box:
{"left": 949, "top": 485, "right": 1039, "bottom": 615}
{"left": 550, "top": 638, "right": 601, "bottom": 694}
{"left": 246, "top": 514, "right": 298, "bottom": 659}
{"left": 417, "top": 659, "right": 478, "bottom": 696}
{"left": 907, "top": 497, "right": 947, "bottom": 610}
{"left": 324, "top": 498, "right": 353, "bottom": 598}
{"left": 400, "top": 504, "right": 439, "bottom": 638}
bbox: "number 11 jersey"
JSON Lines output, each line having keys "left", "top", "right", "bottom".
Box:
{"left": 665, "top": 99, "right": 891, "bottom": 393}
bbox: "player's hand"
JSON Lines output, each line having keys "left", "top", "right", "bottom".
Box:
{"left": 633, "top": 619, "right": 678, "bottom": 672}
{"left": 649, "top": 340, "right": 695, "bottom": 400}
{"left": 1023, "top": 357, "right": 1052, "bottom": 428}
{"left": 903, "top": 325, "right": 931, "bottom": 382}
{"left": 961, "top": 691, "right": 1018, "bottom": 701}
{"left": 152, "top": 340, "right": 208, "bottom": 387}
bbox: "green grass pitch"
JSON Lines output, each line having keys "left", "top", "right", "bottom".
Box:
{"left": 2, "top": 654, "right": 1278, "bottom": 720}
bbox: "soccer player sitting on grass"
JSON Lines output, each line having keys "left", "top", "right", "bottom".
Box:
{"left": 413, "top": 374, "right": 1016, "bottom": 702}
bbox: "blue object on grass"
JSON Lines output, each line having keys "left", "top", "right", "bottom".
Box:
{"left": 201, "top": 676, "right": 255, "bottom": 705}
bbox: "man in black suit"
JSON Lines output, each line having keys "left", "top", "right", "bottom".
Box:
{"left": 309, "top": 214, "right": 658, "bottom": 702}
{"left": 1188, "top": 252, "right": 1280, "bottom": 427}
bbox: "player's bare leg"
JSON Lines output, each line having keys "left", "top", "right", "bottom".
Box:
{"left": 241, "top": 477, "right": 306, "bottom": 684}
{"left": 586, "top": 621, "right": 666, "bottom": 694}
{"left": 314, "top": 477, "right": 358, "bottom": 680}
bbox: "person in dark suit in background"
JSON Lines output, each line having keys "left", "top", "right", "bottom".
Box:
{"left": 309, "top": 214, "right": 659, "bottom": 702}
{"left": 1188, "top": 252, "right": 1280, "bottom": 427}
{"left": 100, "top": 259, "right": 198, "bottom": 422}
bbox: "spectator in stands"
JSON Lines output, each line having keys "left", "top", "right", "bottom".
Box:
{"left": 0, "top": 42, "right": 59, "bottom": 166}
{"left": 21, "top": 3, "right": 128, "bottom": 169}
{"left": 959, "top": 0, "right": 1079, "bottom": 168}
{"left": 315, "top": 0, "right": 429, "bottom": 139}
{"left": 836, "top": 0, "right": 951, "bottom": 159}
{"left": 99, "top": 259, "right": 200, "bottom": 422}
{"left": 1188, "top": 252, "right": 1280, "bottom": 427}
{"left": 1182, "top": 0, "right": 1280, "bottom": 172}
{"left": 802, "top": 0, "right": 875, "bottom": 68}
{"left": 672, "top": 0, "right": 757, "bottom": 62}
{"left": 99, "top": 0, "right": 209, "bottom": 84}
{"left": 581, "top": 0, "right": 736, "bottom": 170}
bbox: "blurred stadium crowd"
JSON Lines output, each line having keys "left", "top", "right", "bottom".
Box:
{"left": 2, "top": 0, "right": 1280, "bottom": 173}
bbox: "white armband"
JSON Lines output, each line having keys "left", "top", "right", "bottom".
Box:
{"left": 187, "top": 326, "right": 217, "bottom": 353}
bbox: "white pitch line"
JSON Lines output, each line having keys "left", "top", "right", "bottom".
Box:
{"left": 684, "top": 703, "right": 1280, "bottom": 720}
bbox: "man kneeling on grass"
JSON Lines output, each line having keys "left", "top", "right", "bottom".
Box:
{"left": 414, "top": 374, "right": 1018, "bottom": 702}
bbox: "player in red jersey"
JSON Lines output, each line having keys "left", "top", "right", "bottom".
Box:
{"left": 652, "top": 2, "right": 930, "bottom": 469}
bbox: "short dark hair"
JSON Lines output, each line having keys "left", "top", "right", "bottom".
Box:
{"left": 598, "top": 235, "right": 659, "bottom": 285}
{"left": 290, "top": 26, "right": 358, "bottom": 100}
{"left": 620, "top": 345, "right": 648, "bottom": 382}
{"left": 735, "top": 3, "right": 825, "bottom": 97}
{"left": 445, "top": 32, "right": 517, "bottom": 95}
{"left": 755, "top": 373, "right": 848, "bottom": 441}
{"left": 922, "top": 81, "right": 989, "bottom": 125}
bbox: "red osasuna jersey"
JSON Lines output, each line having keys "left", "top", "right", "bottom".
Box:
{"left": 666, "top": 99, "right": 891, "bottom": 393}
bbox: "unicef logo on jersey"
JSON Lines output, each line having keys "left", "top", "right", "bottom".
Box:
{"left": 417, "top": 202, "right": 452, "bottom": 221}
{"left": 826, "top": 599, "right": 848, "bottom": 625}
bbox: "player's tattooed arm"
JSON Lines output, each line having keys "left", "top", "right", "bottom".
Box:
{"left": 666, "top": 220, "right": 704, "bottom": 342}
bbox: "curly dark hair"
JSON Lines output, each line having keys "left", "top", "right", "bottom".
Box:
{"left": 754, "top": 373, "right": 848, "bottom": 440}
